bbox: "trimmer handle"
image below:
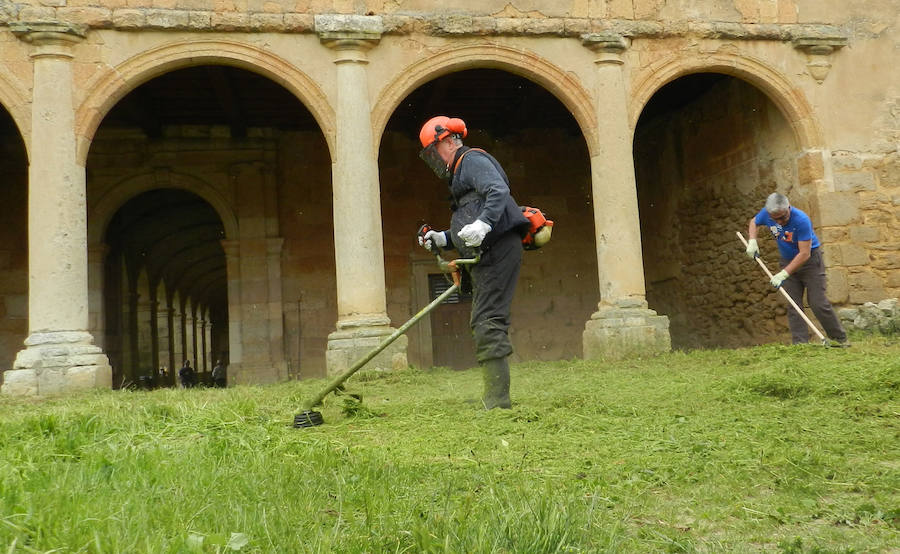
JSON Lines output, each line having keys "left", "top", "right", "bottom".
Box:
{"left": 417, "top": 223, "right": 441, "bottom": 253}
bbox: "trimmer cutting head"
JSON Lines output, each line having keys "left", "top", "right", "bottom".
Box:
{"left": 293, "top": 410, "right": 324, "bottom": 428}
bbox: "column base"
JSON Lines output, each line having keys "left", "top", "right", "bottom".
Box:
{"left": 583, "top": 299, "right": 671, "bottom": 360}
{"left": 2, "top": 331, "right": 112, "bottom": 396}
{"left": 326, "top": 319, "right": 408, "bottom": 376}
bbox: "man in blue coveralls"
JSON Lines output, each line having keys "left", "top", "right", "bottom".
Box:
{"left": 745, "top": 192, "right": 849, "bottom": 346}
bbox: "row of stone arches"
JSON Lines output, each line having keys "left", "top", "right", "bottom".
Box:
{"left": 0, "top": 35, "right": 819, "bottom": 388}
{"left": 0, "top": 41, "right": 822, "bottom": 164}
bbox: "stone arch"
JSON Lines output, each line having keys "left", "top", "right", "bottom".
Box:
{"left": 0, "top": 72, "right": 30, "bottom": 162}
{"left": 88, "top": 171, "right": 238, "bottom": 246}
{"left": 630, "top": 52, "right": 823, "bottom": 150}
{"left": 372, "top": 43, "right": 597, "bottom": 155}
{"left": 75, "top": 39, "right": 335, "bottom": 164}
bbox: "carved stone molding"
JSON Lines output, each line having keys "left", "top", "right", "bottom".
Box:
{"left": 793, "top": 36, "right": 848, "bottom": 83}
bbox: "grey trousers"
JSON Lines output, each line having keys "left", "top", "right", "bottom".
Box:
{"left": 469, "top": 231, "right": 523, "bottom": 363}
{"left": 780, "top": 248, "right": 847, "bottom": 344}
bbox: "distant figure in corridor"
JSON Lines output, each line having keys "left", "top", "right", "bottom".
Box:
{"left": 178, "top": 359, "right": 196, "bottom": 388}
{"left": 211, "top": 359, "right": 227, "bottom": 388}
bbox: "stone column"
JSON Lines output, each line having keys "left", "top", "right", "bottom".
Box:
{"left": 580, "top": 33, "right": 670, "bottom": 360}
{"left": 221, "top": 240, "right": 242, "bottom": 370}
{"left": 317, "top": 15, "right": 407, "bottom": 375}
{"left": 2, "top": 23, "right": 112, "bottom": 395}
{"left": 136, "top": 294, "right": 153, "bottom": 378}
{"left": 173, "top": 303, "right": 184, "bottom": 369}
{"left": 156, "top": 306, "right": 171, "bottom": 382}
{"left": 186, "top": 311, "right": 196, "bottom": 371}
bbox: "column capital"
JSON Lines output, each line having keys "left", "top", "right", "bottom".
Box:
{"left": 316, "top": 15, "right": 382, "bottom": 61}
{"left": 11, "top": 22, "right": 86, "bottom": 58}
{"left": 793, "top": 35, "right": 848, "bottom": 84}
{"left": 582, "top": 32, "right": 630, "bottom": 64}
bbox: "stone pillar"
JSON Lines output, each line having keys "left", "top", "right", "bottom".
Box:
{"left": 199, "top": 315, "right": 208, "bottom": 372}
{"left": 137, "top": 295, "right": 153, "bottom": 378}
{"left": 87, "top": 245, "right": 107, "bottom": 350}
{"left": 2, "top": 23, "right": 112, "bottom": 395}
{"left": 185, "top": 312, "right": 196, "bottom": 371}
{"left": 156, "top": 306, "right": 171, "bottom": 382}
{"left": 580, "top": 33, "right": 670, "bottom": 360}
{"left": 173, "top": 304, "right": 184, "bottom": 369}
{"left": 317, "top": 15, "right": 407, "bottom": 375}
{"left": 222, "top": 240, "right": 242, "bottom": 369}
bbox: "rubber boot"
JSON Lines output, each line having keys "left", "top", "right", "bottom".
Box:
{"left": 482, "top": 357, "right": 511, "bottom": 410}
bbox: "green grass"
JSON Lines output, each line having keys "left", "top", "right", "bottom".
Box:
{"left": 1, "top": 336, "right": 898, "bottom": 553}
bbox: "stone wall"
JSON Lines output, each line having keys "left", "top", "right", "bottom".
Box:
{"left": 839, "top": 298, "right": 900, "bottom": 335}
{"left": 819, "top": 149, "right": 900, "bottom": 305}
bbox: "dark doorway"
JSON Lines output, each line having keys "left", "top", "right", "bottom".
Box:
{"left": 428, "top": 274, "right": 477, "bottom": 370}
{"left": 0, "top": 106, "right": 28, "bottom": 373}
{"left": 102, "top": 189, "right": 226, "bottom": 388}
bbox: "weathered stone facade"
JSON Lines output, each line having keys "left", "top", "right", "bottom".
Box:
{"left": 0, "top": 1, "right": 897, "bottom": 394}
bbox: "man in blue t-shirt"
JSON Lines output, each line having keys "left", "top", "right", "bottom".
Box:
{"left": 746, "top": 193, "right": 848, "bottom": 346}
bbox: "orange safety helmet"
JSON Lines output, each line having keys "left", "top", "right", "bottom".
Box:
{"left": 418, "top": 116, "right": 467, "bottom": 149}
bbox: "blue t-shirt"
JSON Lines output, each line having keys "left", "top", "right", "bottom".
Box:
{"left": 754, "top": 206, "right": 820, "bottom": 260}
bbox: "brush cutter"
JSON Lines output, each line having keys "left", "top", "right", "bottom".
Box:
{"left": 736, "top": 231, "right": 828, "bottom": 346}
{"left": 294, "top": 252, "right": 480, "bottom": 428}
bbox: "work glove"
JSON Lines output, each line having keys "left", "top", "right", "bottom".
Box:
{"left": 745, "top": 238, "right": 759, "bottom": 259}
{"left": 418, "top": 230, "right": 447, "bottom": 251}
{"left": 458, "top": 219, "right": 492, "bottom": 247}
{"left": 770, "top": 269, "right": 789, "bottom": 288}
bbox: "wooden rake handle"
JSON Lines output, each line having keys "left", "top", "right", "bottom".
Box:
{"left": 736, "top": 231, "right": 826, "bottom": 343}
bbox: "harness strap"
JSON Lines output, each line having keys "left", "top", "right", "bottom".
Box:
{"left": 452, "top": 147, "right": 485, "bottom": 173}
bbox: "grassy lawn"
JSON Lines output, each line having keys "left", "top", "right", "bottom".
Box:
{"left": 1, "top": 336, "right": 898, "bottom": 553}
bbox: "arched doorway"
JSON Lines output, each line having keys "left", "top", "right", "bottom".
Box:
{"left": 634, "top": 73, "right": 800, "bottom": 349}
{"left": 0, "top": 105, "right": 27, "bottom": 373}
{"left": 379, "top": 68, "right": 596, "bottom": 369}
{"left": 87, "top": 64, "right": 333, "bottom": 382}
{"left": 102, "top": 189, "right": 226, "bottom": 388}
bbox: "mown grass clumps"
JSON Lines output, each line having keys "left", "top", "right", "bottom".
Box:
{"left": 1, "top": 337, "right": 898, "bottom": 552}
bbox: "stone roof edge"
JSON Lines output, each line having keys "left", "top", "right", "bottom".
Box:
{"left": 0, "top": 9, "right": 850, "bottom": 43}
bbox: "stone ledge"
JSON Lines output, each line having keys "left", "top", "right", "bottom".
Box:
{"left": 0, "top": 13, "right": 848, "bottom": 42}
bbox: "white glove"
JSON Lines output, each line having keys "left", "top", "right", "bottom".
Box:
{"left": 418, "top": 230, "right": 447, "bottom": 251}
{"left": 745, "top": 238, "right": 759, "bottom": 259}
{"left": 458, "top": 219, "right": 492, "bottom": 247}
{"left": 770, "top": 269, "right": 789, "bottom": 288}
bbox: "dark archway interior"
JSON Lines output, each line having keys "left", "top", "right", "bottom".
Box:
{"left": 634, "top": 72, "right": 796, "bottom": 349}
{"left": 105, "top": 188, "right": 226, "bottom": 310}
{"left": 102, "top": 66, "right": 317, "bottom": 136}
{"left": 103, "top": 189, "right": 226, "bottom": 385}
{"left": 0, "top": 107, "right": 28, "bottom": 372}
{"left": 384, "top": 68, "right": 582, "bottom": 138}
{"left": 380, "top": 69, "right": 596, "bottom": 366}
{"left": 92, "top": 65, "right": 324, "bottom": 381}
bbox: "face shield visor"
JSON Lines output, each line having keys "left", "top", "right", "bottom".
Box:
{"left": 419, "top": 142, "right": 451, "bottom": 179}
